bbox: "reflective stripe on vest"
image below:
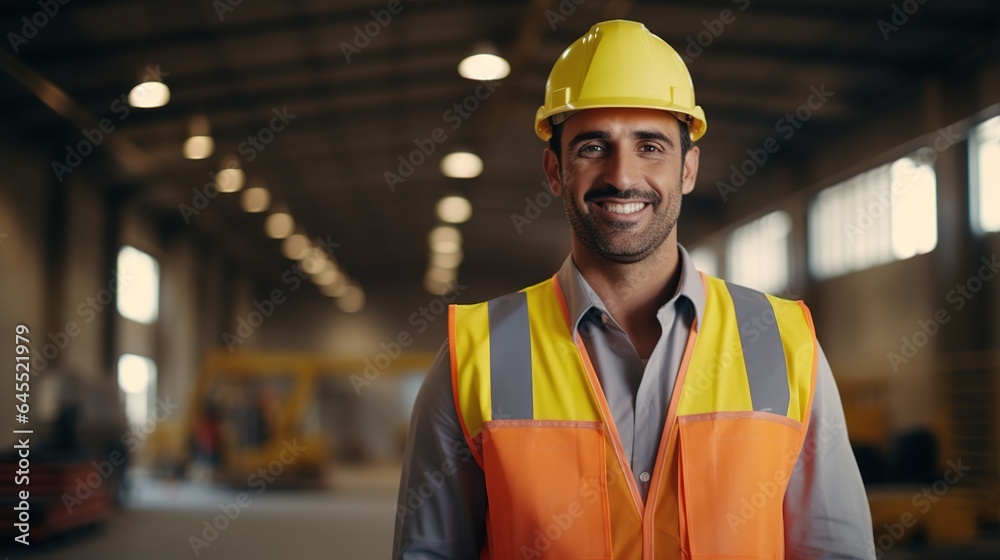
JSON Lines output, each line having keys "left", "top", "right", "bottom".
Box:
{"left": 449, "top": 272, "right": 818, "bottom": 559}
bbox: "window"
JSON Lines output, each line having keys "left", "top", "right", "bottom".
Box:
{"left": 116, "top": 246, "right": 160, "bottom": 324}
{"left": 118, "top": 353, "right": 157, "bottom": 425}
{"left": 727, "top": 210, "right": 791, "bottom": 294}
{"left": 688, "top": 246, "right": 718, "bottom": 277}
{"left": 971, "top": 115, "right": 1000, "bottom": 233}
{"left": 809, "top": 155, "right": 937, "bottom": 279}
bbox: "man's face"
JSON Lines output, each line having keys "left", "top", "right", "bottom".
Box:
{"left": 543, "top": 108, "right": 700, "bottom": 264}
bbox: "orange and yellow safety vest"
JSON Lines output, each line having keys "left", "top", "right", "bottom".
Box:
{"left": 449, "top": 272, "right": 818, "bottom": 559}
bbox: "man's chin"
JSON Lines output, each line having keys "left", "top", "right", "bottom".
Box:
{"left": 587, "top": 240, "right": 662, "bottom": 264}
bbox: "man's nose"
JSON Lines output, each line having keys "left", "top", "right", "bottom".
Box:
{"left": 603, "top": 149, "right": 640, "bottom": 191}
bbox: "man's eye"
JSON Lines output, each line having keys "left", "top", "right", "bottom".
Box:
{"left": 579, "top": 144, "right": 606, "bottom": 156}
{"left": 639, "top": 144, "right": 660, "bottom": 153}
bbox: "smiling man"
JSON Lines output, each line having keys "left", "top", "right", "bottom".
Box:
{"left": 394, "top": 20, "right": 875, "bottom": 559}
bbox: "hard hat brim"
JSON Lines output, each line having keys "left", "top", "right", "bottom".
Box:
{"left": 535, "top": 103, "right": 707, "bottom": 143}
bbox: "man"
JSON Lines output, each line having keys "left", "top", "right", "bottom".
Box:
{"left": 394, "top": 20, "right": 875, "bottom": 559}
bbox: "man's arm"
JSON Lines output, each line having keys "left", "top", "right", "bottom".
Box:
{"left": 783, "top": 343, "right": 876, "bottom": 559}
{"left": 392, "top": 341, "right": 488, "bottom": 559}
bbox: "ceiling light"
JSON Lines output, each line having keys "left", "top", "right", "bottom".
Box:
{"left": 320, "top": 280, "right": 348, "bottom": 298}
{"left": 265, "top": 212, "right": 294, "bottom": 239}
{"left": 301, "top": 257, "right": 325, "bottom": 274}
{"left": 183, "top": 114, "right": 214, "bottom": 159}
{"left": 216, "top": 167, "right": 245, "bottom": 193}
{"left": 428, "top": 225, "right": 462, "bottom": 252}
{"left": 308, "top": 247, "right": 330, "bottom": 263}
{"left": 458, "top": 44, "right": 510, "bottom": 81}
{"left": 215, "top": 157, "right": 245, "bottom": 193}
{"left": 300, "top": 247, "right": 329, "bottom": 274}
{"left": 337, "top": 285, "right": 365, "bottom": 313}
{"left": 436, "top": 195, "right": 473, "bottom": 223}
{"left": 431, "top": 249, "right": 463, "bottom": 269}
{"left": 433, "top": 241, "right": 461, "bottom": 254}
{"left": 241, "top": 186, "right": 271, "bottom": 213}
{"left": 311, "top": 267, "right": 340, "bottom": 286}
{"left": 183, "top": 136, "right": 214, "bottom": 160}
{"left": 440, "top": 152, "right": 483, "bottom": 179}
{"left": 128, "top": 80, "right": 170, "bottom": 108}
{"left": 425, "top": 276, "right": 452, "bottom": 296}
{"left": 426, "top": 266, "right": 456, "bottom": 284}
{"left": 282, "top": 233, "right": 310, "bottom": 260}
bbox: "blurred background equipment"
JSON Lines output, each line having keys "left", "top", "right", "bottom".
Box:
{"left": 150, "top": 350, "right": 433, "bottom": 486}
{"left": 0, "top": 369, "right": 124, "bottom": 542}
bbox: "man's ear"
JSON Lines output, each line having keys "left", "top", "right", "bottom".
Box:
{"left": 542, "top": 148, "right": 562, "bottom": 196}
{"left": 681, "top": 145, "right": 700, "bottom": 196}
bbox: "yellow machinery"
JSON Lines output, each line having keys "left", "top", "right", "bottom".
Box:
{"left": 839, "top": 350, "right": 1000, "bottom": 546}
{"left": 150, "top": 349, "right": 435, "bottom": 486}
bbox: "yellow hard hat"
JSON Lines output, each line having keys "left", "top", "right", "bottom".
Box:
{"left": 534, "top": 19, "right": 707, "bottom": 142}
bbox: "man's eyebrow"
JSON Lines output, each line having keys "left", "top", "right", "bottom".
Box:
{"left": 633, "top": 130, "right": 674, "bottom": 147}
{"left": 567, "top": 130, "right": 611, "bottom": 147}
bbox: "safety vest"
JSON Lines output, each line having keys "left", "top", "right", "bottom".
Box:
{"left": 448, "top": 271, "right": 818, "bottom": 559}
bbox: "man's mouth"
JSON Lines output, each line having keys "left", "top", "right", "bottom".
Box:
{"left": 598, "top": 201, "right": 647, "bottom": 215}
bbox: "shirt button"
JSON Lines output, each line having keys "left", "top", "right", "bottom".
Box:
{"left": 639, "top": 471, "right": 650, "bottom": 483}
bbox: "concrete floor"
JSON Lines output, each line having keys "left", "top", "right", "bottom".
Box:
{"left": 4, "top": 465, "right": 401, "bottom": 560}
{"left": 3, "top": 465, "right": 1000, "bottom": 560}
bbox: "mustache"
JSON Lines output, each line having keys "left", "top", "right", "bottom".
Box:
{"left": 583, "top": 185, "right": 660, "bottom": 204}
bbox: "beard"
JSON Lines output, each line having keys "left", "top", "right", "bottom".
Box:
{"left": 562, "top": 173, "right": 683, "bottom": 264}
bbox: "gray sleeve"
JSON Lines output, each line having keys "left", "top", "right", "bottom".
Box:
{"left": 392, "top": 340, "right": 488, "bottom": 559}
{"left": 783, "top": 342, "right": 876, "bottom": 559}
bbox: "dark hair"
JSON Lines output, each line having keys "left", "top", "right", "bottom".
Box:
{"left": 548, "top": 117, "right": 693, "bottom": 165}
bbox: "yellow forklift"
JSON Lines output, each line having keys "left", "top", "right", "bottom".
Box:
{"left": 150, "top": 350, "right": 434, "bottom": 487}
{"left": 839, "top": 350, "right": 1000, "bottom": 547}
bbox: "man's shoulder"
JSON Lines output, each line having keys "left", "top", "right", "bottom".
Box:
{"left": 702, "top": 273, "right": 805, "bottom": 306}
{"left": 450, "top": 276, "right": 556, "bottom": 309}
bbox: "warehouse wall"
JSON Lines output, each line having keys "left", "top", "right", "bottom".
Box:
{"left": 691, "top": 49, "right": 1000, "bottom": 433}
{"left": 0, "top": 128, "right": 263, "bottom": 451}
{"left": 0, "top": 131, "right": 49, "bottom": 448}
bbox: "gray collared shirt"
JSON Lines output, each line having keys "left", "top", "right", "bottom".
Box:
{"left": 393, "top": 245, "right": 876, "bottom": 559}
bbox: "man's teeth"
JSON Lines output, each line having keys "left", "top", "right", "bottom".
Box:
{"left": 602, "top": 202, "right": 646, "bottom": 214}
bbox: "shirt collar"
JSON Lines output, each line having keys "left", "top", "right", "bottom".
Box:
{"left": 555, "top": 243, "right": 706, "bottom": 333}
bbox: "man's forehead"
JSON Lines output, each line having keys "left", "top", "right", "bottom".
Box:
{"left": 562, "top": 107, "right": 681, "bottom": 136}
